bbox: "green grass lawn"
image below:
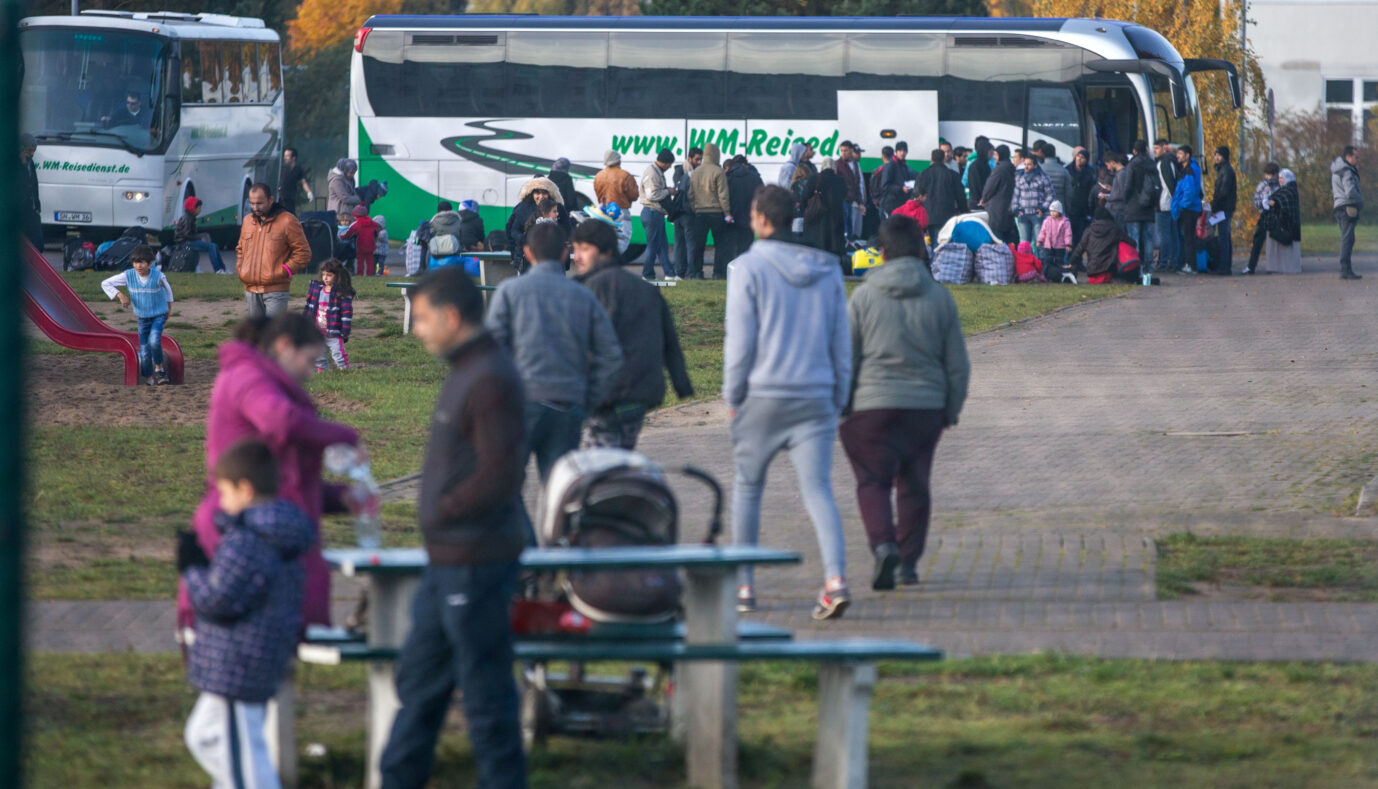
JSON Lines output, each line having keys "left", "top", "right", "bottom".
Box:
{"left": 24, "top": 653, "right": 1378, "bottom": 788}
{"left": 1293, "top": 222, "right": 1378, "bottom": 257}
{"left": 27, "top": 276, "right": 1129, "bottom": 600}
{"left": 1156, "top": 533, "right": 1378, "bottom": 602}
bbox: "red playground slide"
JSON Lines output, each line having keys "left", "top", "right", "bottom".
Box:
{"left": 22, "top": 239, "right": 185, "bottom": 385}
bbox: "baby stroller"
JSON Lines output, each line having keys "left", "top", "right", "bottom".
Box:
{"left": 520, "top": 448, "right": 722, "bottom": 747}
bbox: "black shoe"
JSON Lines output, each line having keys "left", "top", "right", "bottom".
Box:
{"left": 898, "top": 567, "right": 920, "bottom": 586}
{"left": 871, "top": 542, "right": 899, "bottom": 591}
{"left": 155, "top": 369, "right": 170, "bottom": 385}
{"left": 1341, "top": 266, "right": 1362, "bottom": 280}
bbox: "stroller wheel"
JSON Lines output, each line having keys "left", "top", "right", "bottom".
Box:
{"left": 521, "top": 684, "right": 552, "bottom": 751}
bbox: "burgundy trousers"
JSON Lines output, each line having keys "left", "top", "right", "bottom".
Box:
{"left": 839, "top": 408, "right": 945, "bottom": 569}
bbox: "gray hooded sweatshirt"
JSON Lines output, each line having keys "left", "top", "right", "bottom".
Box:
{"left": 846, "top": 256, "right": 970, "bottom": 426}
{"left": 1332, "top": 156, "right": 1363, "bottom": 210}
{"left": 723, "top": 235, "right": 850, "bottom": 410}
{"left": 777, "top": 141, "right": 807, "bottom": 189}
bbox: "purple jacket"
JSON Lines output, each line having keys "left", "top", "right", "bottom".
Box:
{"left": 186, "top": 500, "right": 313, "bottom": 702}
{"left": 177, "top": 341, "right": 359, "bottom": 637}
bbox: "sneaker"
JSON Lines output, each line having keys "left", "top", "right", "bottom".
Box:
{"left": 154, "top": 369, "right": 170, "bottom": 385}
{"left": 1179, "top": 265, "right": 1196, "bottom": 275}
{"left": 1241, "top": 267, "right": 1254, "bottom": 275}
{"left": 811, "top": 579, "right": 851, "bottom": 621}
{"left": 871, "top": 542, "right": 900, "bottom": 591}
{"left": 898, "top": 567, "right": 920, "bottom": 586}
{"left": 736, "top": 584, "right": 756, "bottom": 613}
{"left": 144, "top": 376, "right": 156, "bottom": 386}
{"left": 1060, "top": 272, "right": 1078, "bottom": 284}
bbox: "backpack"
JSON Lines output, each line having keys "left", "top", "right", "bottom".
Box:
{"left": 1133, "top": 163, "right": 1161, "bottom": 212}
{"left": 1116, "top": 242, "right": 1141, "bottom": 276}
{"left": 851, "top": 246, "right": 883, "bottom": 275}
{"left": 63, "top": 237, "right": 95, "bottom": 271}
{"left": 660, "top": 186, "right": 688, "bottom": 223}
{"left": 95, "top": 230, "right": 146, "bottom": 271}
{"left": 429, "top": 233, "right": 460, "bottom": 256}
{"left": 931, "top": 242, "right": 974, "bottom": 285}
{"left": 974, "top": 243, "right": 1015, "bottom": 285}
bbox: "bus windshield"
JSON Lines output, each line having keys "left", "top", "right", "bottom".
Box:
{"left": 20, "top": 28, "right": 170, "bottom": 154}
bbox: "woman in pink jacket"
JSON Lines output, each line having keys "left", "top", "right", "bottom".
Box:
{"left": 177, "top": 313, "right": 360, "bottom": 645}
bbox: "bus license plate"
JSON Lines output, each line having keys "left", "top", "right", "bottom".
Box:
{"left": 55, "top": 211, "right": 92, "bottom": 223}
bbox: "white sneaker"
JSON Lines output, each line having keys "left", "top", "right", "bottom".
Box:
{"left": 1061, "top": 272, "right": 1078, "bottom": 284}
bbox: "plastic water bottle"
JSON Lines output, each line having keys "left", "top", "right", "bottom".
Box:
{"left": 324, "top": 444, "right": 383, "bottom": 550}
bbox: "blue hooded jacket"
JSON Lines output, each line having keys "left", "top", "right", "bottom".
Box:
{"left": 1170, "top": 159, "right": 1203, "bottom": 219}
{"left": 185, "top": 500, "right": 314, "bottom": 702}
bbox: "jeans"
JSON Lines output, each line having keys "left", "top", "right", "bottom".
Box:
{"left": 640, "top": 207, "right": 671, "bottom": 279}
{"left": 524, "top": 402, "right": 585, "bottom": 483}
{"left": 714, "top": 225, "right": 752, "bottom": 273}
{"left": 844, "top": 202, "right": 864, "bottom": 239}
{"left": 1215, "top": 211, "right": 1233, "bottom": 271}
{"left": 731, "top": 397, "right": 846, "bottom": 587}
{"left": 1016, "top": 213, "right": 1044, "bottom": 251}
{"left": 184, "top": 239, "right": 225, "bottom": 272}
{"left": 1125, "top": 220, "right": 1154, "bottom": 273}
{"left": 244, "top": 290, "right": 289, "bottom": 318}
{"left": 839, "top": 408, "right": 945, "bottom": 572}
{"left": 380, "top": 564, "right": 526, "bottom": 789}
{"left": 184, "top": 693, "right": 279, "bottom": 789}
{"left": 692, "top": 212, "right": 731, "bottom": 279}
{"left": 672, "top": 215, "right": 697, "bottom": 278}
{"left": 1336, "top": 207, "right": 1360, "bottom": 268}
{"left": 136, "top": 313, "right": 167, "bottom": 378}
{"left": 1154, "top": 211, "right": 1179, "bottom": 271}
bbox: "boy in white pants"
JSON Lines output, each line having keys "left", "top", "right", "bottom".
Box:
{"left": 179, "top": 439, "right": 314, "bottom": 788}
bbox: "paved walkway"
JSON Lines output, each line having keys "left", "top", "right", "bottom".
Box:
{"left": 28, "top": 255, "right": 1378, "bottom": 661}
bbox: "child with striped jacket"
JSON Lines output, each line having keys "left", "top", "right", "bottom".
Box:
{"left": 303, "top": 259, "right": 354, "bottom": 371}
{"left": 100, "top": 244, "right": 174, "bottom": 385}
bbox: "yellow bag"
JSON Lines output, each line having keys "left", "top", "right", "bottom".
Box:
{"left": 851, "top": 246, "right": 883, "bottom": 274}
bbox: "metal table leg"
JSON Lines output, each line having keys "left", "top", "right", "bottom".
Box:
{"left": 365, "top": 573, "right": 420, "bottom": 789}
{"left": 681, "top": 567, "right": 738, "bottom": 789}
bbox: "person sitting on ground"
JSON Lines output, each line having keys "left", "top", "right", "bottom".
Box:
{"left": 841, "top": 215, "right": 969, "bottom": 590}
{"left": 569, "top": 219, "right": 694, "bottom": 450}
{"left": 507, "top": 177, "right": 568, "bottom": 272}
{"left": 180, "top": 439, "right": 314, "bottom": 789}
{"left": 169, "top": 196, "right": 226, "bottom": 273}
{"left": 100, "top": 244, "right": 174, "bottom": 385}
{"left": 1069, "top": 207, "right": 1135, "bottom": 283}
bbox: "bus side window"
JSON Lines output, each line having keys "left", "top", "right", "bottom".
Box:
{"left": 181, "top": 41, "right": 203, "bottom": 104}
{"left": 222, "top": 43, "right": 242, "bottom": 103}
{"left": 199, "top": 41, "right": 221, "bottom": 103}
{"left": 240, "top": 42, "right": 259, "bottom": 104}
{"left": 259, "top": 42, "right": 281, "bottom": 103}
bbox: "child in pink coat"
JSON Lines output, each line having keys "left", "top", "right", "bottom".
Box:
{"left": 1037, "top": 200, "right": 1074, "bottom": 281}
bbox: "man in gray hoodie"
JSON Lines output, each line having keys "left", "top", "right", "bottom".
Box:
{"left": 840, "top": 216, "right": 970, "bottom": 591}
{"left": 1332, "top": 145, "right": 1364, "bottom": 280}
{"left": 724, "top": 185, "right": 852, "bottom": 620}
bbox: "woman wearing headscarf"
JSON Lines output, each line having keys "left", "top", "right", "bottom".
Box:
{"left": 506, "top": 176, "right": 569, "bottom": 272}
{"left": 327, "top": 158, "right": 360, "bottom": 214}
{"left": 1259, "top": 168, "right": 1302, "bottom": 274}
{"left": 548, "top": 157, "right": 579, "bottom": 210}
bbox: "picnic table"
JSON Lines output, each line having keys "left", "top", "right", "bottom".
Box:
{"left": 323, "top": 544, "right": 801, "bottom": 789}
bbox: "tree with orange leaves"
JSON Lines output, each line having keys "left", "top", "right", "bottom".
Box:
{"left": 288, "top": 0, "right": 448, "bottom": 57}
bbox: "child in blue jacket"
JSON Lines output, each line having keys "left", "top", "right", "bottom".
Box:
{"left": 179, "top": 439, "right": 314, "bottom": 789}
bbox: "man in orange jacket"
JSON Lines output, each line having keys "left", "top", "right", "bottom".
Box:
{"left": 236, "top": 182, "right": 311, "bottom": 318}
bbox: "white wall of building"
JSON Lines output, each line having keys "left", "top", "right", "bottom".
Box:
{"left": 1250, "top": 0, "right": 1378, "bottom": 141}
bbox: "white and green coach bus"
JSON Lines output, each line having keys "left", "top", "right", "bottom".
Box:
{"left": 20, "top": 10, "right": 282, "bottom": 245}
{"left": 350, "top": 14, "right": 1239, "bottom": 244}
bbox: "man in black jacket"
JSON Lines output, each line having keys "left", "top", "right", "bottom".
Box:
{"left": 548, "top": 157, "right": 579, "bottom": 214}
{"left": 19, "top": 133, "right": 42, "bottom": 249}
{"left": 1123, "top": 140, "right": 1159, "bottom": 272}
{"left": 966, "top": 136, "right": 993, "bottom": 212}
{"left": 381, "top": 268, "right": 528, "bottom": 789}
{"left": 722, "top": 155, "right": 764, "bottom": 268}
{"left": 878, "top": 141, "right": 914, "bottom": 216}
{"left": 915, "top": 147, "right": 966, "bottom": 239}
{"left": 671, "top": 148, "right": 701, "bottom": 279}
{"left": 571, "top": 220, "right": 694, "bottom": 449}
{"left": 1212, "top": 146, "right": 1238, "bottom": 272}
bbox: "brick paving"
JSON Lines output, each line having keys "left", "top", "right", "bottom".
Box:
{"left": 27, "top": 256, "right": 1378, "bottom": 661}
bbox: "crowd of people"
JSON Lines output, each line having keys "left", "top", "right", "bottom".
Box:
{"left": 169, "top": 178, "right": 971, "bottom": 787}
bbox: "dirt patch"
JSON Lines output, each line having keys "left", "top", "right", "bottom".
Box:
{"left": 27, "top": 353, "right": 217, "bottom": 427}
{"left": 87, "top": 299, "right": 243, "bottom": 335}
{"left": 645, "top": 399, "right": 728, "bottom": 429}
{"left": 31, "top": 522, "right": 174, "bottom": 570}
{"left": 1178, "top": 582, "right": 1365, "bottom": 603}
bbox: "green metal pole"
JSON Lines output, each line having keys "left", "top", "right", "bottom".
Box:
{"left": 0, "top": 0, "right": 28, "bottom": 785}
